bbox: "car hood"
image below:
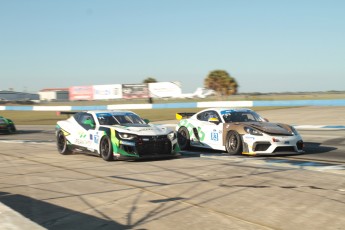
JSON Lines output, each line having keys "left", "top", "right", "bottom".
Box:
{"left": 101, "top": 124, "right": 171, "bottom": 135}
{"left": 248, "top": 122, "right": 293, "bottom": 135}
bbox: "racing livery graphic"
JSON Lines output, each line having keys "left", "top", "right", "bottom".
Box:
{"left": 176, "top": 108, "right": 304, "bottom": 155}
{"left": 56, "top": 110, "right": 178, "bottom": 161}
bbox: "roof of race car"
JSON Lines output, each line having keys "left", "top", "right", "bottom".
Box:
{"left": 85, "top": 110, "right": 137, "bottom": 115}
{"left": 198, "top": 108, "right": 255, "bottom": 114}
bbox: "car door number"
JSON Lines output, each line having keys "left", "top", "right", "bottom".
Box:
{"left": 211, "top": 132, "right": 219, "bottom": 141}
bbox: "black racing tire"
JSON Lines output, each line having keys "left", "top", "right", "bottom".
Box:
{"left": 177, "top": 126, "right": 190, "bottom": 150}
{"left": 7, "top": 125, "right": 16, "bottom": 134}
{"left": 57, "top": 131, "right": 72, "bottom": 155}
{"left": 225, "top": 131, "right": 243, "bottom": 155}
{"left": 100, "top": 136, "right": 114, "bottom": 161}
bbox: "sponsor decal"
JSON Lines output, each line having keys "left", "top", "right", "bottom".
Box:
{"left": 244, "top": 136, "right": 255, "bottom": 141}
{"left": 94, "top": 134, "right": 99, "bottom": 143}
{"left": 272, "top": 137, "right": 290, "bottom": 144}
{"left": 120, "top": 140, "right": 136, "bottom": 146}
{"left": 211, "top": 132, "right": 219, "bottom": 141}
{"left": 220, "top": 110, "right": 235, "bottom": 115}
{"left": 139, "top": 128, "right": 154, "bottom": 132}
{"left": 78, "top": 132, "right": 87, "bottom": 138}
{"left": 75, "top": 139, "right": 92, "bottom": 146}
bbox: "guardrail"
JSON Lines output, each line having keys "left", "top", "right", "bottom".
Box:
{"left": 0, "top": 99, "right": 345, "bottom": 111}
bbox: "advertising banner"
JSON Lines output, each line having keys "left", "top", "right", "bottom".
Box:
{"left": 148, "top": 82, "right": 182, "bottom": 98}
{"left": 122, "top": 84, "right": 149, "bottom": 99}
{"left": 93, "top": 84, "right": 122, "bottom": 100}
{"left": 69, "top": 86, "right": 93, "bottom": 101}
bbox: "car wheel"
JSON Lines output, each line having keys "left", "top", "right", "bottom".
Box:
{"left": 11, "top": 125, "right": 17, "bottom": 133}
{"left": 7, "top": 125, "right": 16, "bottom": 134}
{"left": 177, "top": 127, "right": 190, "bottom": 150}
{"left": 100, "top": 136, "right": 114, "bottom": 161}
{"left": 57, "top": 131, "right": 72, "bottom": 155}
{"left": 225, "top": 131, "right": 242, "bottom": 155}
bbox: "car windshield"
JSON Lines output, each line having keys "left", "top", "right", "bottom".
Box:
{"left": 222, "top": 110, "right": 264, "bottom": 123}
{"left": 0, "top": 118, "right": 6, "bottom": 124}
{"left": 97, "top": 113, "right": 146, "bottom": 125}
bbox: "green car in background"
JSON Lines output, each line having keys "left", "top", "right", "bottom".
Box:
{"left": 0, "top": 116, "right": 16, "bottom": 134}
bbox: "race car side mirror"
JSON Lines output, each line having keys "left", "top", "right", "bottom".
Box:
{"left": 144, "top": 119, "right": 150, "bottom": 124}
{"left": 264, "top": 118, "right": 269, "bottom": 122}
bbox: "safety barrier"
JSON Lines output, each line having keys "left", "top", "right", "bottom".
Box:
{"left": 0, "top": 99, "right": 345, "bottom": 111}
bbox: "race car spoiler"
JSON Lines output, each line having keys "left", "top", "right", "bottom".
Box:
{"left": 176, "top": 112, "right": 195, "bottom": 120}
{"left": 57, "top": 111, "right": 77, "bottom": 117}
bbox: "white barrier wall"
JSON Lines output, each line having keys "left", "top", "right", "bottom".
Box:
{"left": 3, "top": 99, "right": 345, "bottom": 111}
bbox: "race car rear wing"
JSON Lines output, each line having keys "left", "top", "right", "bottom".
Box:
{"left": 176, "top": 112, "right": 196, "bottom": 120}
{"left": 57, "top": 111, "right": 77, "bottom": 117}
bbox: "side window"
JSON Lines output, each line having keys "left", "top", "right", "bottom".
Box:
{"left": 197, "top": 111, "right": 221, "bottom": 122}
{"left": 208, "top": 111, "right": 221, "bottom": 121}
{"left": 197, "top": 111, "right": 209, "bottom": 121}
{"left": 73, "top": 112, "right": 82, "bottom": 121}
{"left": 246, "top": 113, "right": 255, "bottom": 121}
{"left": 79, "top": 113, "right": 96, "bottom": 130}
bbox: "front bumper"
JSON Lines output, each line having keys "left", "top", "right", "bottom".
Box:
{"left": 0, "top": 125, "right": 10, "bottom": 133}
{"left": 242, "top": 133, "right": 304, "bottom": 155}
{"left": 114, "top": 135, "right": 179, "bottom": 158}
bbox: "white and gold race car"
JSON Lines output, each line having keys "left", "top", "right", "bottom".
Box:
{"left": 176, "top": 108, "right": 304, "bottom": 155}
{"left": 56, "top": 110, "right": 178, "bottom": 161}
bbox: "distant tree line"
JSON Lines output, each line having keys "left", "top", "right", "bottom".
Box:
{"left": 143, "top": 69, "right": 239, "bottom": 96}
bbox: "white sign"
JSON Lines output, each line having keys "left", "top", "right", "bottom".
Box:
{"left": 148, "top": 82, "right": 182, "bottom": 98}
{"left": 93, "top": 84, "right": 122, "bottom": 100}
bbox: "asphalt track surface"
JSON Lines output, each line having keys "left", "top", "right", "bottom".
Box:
{"left": 0, "top": 107, "right": 345, "bottom": 229}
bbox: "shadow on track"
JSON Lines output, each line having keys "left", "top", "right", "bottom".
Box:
{"left": 303, "top": 142, "right": 337, "bottom": 154}
{"left": 0, "top": 192, "right": 127, "bottom": 230}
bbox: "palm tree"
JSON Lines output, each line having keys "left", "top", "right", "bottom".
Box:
{"left": 204, "top": 70, "right": 238, "bottom": 96}
{"left": 143, "top": 77, "right": 157, "bottom": 84}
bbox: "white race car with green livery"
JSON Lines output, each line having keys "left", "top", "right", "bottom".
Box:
{"left": 176, "top": 108, "right": 304, "bottom": 155}
{"left": 56, "top": 110, "right": 178, "bottom": 161}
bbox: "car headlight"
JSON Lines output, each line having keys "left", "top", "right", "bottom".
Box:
{"left": 167, "top": 131, "right": 176, "bottom": 141}
{"left": 118, "top": 132, "right": 137, "bottom": 140}
{"left": 244, "top": 126, "right": 263, "bottom": 136}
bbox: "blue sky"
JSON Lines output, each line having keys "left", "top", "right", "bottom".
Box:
{"left": 1, "top": 0, "right": 344, "bottom": 93}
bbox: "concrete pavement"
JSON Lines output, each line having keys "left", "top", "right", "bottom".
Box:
{"left": 1, "top": 106, "right": 345, "bottom": 229}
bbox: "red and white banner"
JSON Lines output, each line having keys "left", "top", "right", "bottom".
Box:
{"left": 69, "top": 86, "right": 93, "bottom": 101}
